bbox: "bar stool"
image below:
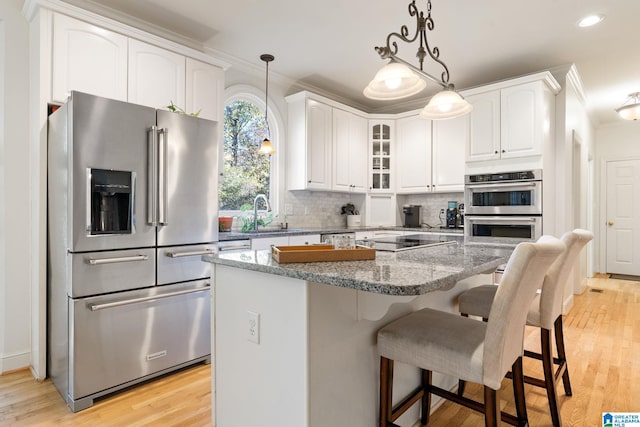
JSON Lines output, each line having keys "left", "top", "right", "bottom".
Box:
{"left": 457, "top": 229, "right": 593, "bottom": 427}
{"left": 377, "top": 236, "right": 565, "bottom": 427}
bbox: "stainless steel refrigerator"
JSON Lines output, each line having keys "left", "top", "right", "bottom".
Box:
{"left": 47, "top": 91, "right": 218, "bottom": 411}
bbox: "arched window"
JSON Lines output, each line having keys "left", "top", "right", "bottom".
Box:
{"left": 220, "top": 86, "right": 280, "bottom": 221}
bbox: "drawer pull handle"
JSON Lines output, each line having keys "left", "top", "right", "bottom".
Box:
{"left": 87, "top": 286, "right": 210, "bottom": 311}
{"left": 166, "top": 249, "right": 215, "bottom": 258}
{"left": 219, "top": 245, "right": 251, "bottom": 252}
{"left": 87, "top": 255, "right": 149, "bottom": 265}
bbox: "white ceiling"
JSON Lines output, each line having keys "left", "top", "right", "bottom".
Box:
{"left": 63, "top": 0, "right": 640, "bottom": 126}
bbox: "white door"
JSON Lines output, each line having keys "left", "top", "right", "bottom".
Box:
{"left": 606, "top": 159, "right": 640, "bottom": 275}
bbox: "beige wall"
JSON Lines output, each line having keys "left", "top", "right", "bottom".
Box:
{"left": 0, "top": 0, "right": 32, "bottom": 373}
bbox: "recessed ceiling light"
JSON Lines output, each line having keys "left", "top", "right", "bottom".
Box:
{"left": 577, "top": 14, "right": 605, "bottom": 28}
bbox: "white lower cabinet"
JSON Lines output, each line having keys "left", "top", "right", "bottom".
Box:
{"left": 288, "top": 234, "right": 321, "bottom": 246}
{"left": 251, "top": 234, "right": 321, "bottom": 250}
{"left": 251, "top": 236, "right": 289, "bottom": 251}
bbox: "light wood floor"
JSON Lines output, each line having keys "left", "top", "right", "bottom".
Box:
{"left": 0, "top": 275, "right": 637, "bottom": 426}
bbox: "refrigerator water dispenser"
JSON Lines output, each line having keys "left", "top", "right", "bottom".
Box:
{"left": 90, "top": 168, "right": 134, "bottom": 234}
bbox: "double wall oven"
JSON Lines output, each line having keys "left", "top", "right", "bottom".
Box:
{"left": 464, "top": 170, "right": 542, "bottom": 244}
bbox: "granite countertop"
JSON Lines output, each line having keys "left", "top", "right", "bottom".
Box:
{"left": 218, "top": 226, "right": 464, "bottom": 241}
{"left": 203, "top": 242, "right": 511, "bottom": 296}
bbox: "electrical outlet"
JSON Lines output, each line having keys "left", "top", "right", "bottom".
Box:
{"left": 247, "top": 311, "right": 260, "bottom": 344}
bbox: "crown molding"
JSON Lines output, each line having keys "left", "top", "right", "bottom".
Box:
{"left": 22, "top": 0, "right": 231, "bottom": 70}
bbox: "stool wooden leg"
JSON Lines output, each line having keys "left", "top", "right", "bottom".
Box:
{"left": 542, "top": 328, "right": 562, "bottom": 427}
{"left": 421, "top": 369, "right": 432, "bottom": 425}
{"left": 457, "top": 379, "right": 466, "bottom": 397}
{"left": 511, "top": 356, "right": 529, "bottom": 427}
{"left": 483, "top": 386, "right": 500, "bottom": 427}
{"left": 554, "top": 316, "right": 572, "bottom": 396}
{"left": 380, "top": 357, "right": 393, "bottom": 427}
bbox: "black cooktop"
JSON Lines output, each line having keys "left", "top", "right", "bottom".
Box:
{"left": 372, "top": 234, "right": 457, "bottom": 252}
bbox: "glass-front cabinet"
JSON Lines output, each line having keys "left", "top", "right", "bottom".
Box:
{"left": 369, "top": 120, "right": 393, "bottom": 191}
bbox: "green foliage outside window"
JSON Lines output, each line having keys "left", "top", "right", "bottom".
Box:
{"left": 220, "top": 100, "right": 271, "bottom": 210}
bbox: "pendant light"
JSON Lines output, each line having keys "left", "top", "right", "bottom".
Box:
{"left": 259, "top": 54, "right": 276, "bottom": 155}
{"left": 364, "top": 0, "right": 472, "bottom": 120}
{"left": 615, "top": 92, "right": 640, "bottom": 121}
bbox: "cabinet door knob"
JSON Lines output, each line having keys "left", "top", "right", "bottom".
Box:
{"left": 608, "top": 221, "right": 614, "bottom": 226}
{"left": 494, "top": 150, "right": 499, "bottom": 154}
{"left": 501, "top": 149, "right": 506, "bottom": 153}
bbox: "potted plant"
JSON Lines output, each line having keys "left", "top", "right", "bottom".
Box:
{"left": 340, "top": 203, "right": 361, "bottom": 228}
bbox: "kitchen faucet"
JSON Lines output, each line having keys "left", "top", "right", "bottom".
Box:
{"left": 252, "top": 194, "right": 271, "bottom": 232}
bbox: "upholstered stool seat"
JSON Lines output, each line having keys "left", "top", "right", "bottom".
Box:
{"left": 457, "top": 229, "right": 593, "bottom": 427}
{"left": 377, "top": 236, "right": 565, "bottom": 427}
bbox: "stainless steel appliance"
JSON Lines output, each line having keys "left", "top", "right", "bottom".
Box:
{"left": 464, "top": 215, "right": 542, "bottom": 245}
{"left": 464, "top": 170, "right": 543, "bottom": 244}
{"left": 464, "top": 170, "right": 542, "bottom": 215}
{"left": 372, "top": 234, "right": 458, "bottom": 252}
{"left": 446, "top": 201, "right": 458, "bottom": 228}
{"left": 47, "top": 91, "right": 219, "bottom": 411}
{"left": 402, "top": 205, "right": 421, "bottom": 228}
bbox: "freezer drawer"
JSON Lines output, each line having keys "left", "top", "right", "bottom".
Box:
{"left": 69, "top": 248, "right": 156, "bottom": 298}
{"left": 69, "top": 281, "right": 210, "bottom": 405}
{"left": 157, "top": 243, "right": 216, "bottom": 285}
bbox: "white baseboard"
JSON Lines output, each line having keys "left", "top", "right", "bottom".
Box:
{"left": 563, "top": 294, "right": 574, "bottom": 315}
{"left": 0, "top": 350, "right": 30, "bottom": 374}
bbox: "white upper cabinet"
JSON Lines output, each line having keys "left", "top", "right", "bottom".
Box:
{"left": 396, "top": 115, "right": 432, "bottom": 193}
{"left": 466, "top": 90, "right": 500, "bottom": 162}
{"left": 369, "top": 120, "right": 394, "bottom": 192}
{"left": 128, "top": 39, "right": 186, "bottom": 110}
{"left": 432, "top": 115, "right": 467, "bottom": 192}
{"left": 333, "top": 108, "right": 367, "bottom": 193}
{"left": 286, "top": 94, "right": 333, "bottom": 190}
{"left": 500, "top": 81, "right": 543, "bottom": 159}
{"left": 52, "top": 13, "right": 127, "bottom": 103}
{"left": 395, "top": 113, "right": 466, "bottom": 193}
{"left": 186, "top": 58, "right": 224, "bottom": 122}
{"left": 465, "top": 76, "right": 557, "bottom": 163}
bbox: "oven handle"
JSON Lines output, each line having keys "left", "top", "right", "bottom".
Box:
{"left": 467, "top": 216, "right": 539, "bottom": 222}
{"left": 467, "top": 182, "right": 538, "bottom": 191}
{"left": 87, "top": 286, "right": 210, "bottom": 311}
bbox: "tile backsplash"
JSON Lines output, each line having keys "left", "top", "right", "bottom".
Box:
{"left": 280, "top": 190, "right": 464, "bottom": 229}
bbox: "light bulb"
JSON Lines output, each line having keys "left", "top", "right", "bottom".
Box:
{"left": 385, "top": 77, "right": 402, "bottom": 90}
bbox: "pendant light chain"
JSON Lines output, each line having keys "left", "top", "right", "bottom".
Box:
{"left": 260, "top": 54, "right": 274, "bottom": 139}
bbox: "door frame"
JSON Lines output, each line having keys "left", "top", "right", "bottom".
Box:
{"left": 599, "top": 156, "right": 640, "bottom": 274}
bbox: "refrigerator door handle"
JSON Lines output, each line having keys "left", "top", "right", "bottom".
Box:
{"left": 86, "top": 254, "right": 149, "bottom": 265}
{"left": 148, "top": 126, "right": 159, "bottom": 226}
{"left": 158, "top": 128, "right": 168, "bottom": 225}
{"left": 166, "top": 249, "right": 216, "bottom": 258}
{"left": 87, "top": 286, "right": 209, "bottom": 311}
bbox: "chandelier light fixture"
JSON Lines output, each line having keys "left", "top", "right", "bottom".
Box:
{"left": 259, "top": 53, "right": 276, "bottom": 155}
{"left": 364, "top": 0, "right": 472, "bottom": 120}
{"left": 615, "top": 92, "right": 640, "bottom": 121}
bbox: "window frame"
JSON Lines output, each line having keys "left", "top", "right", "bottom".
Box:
{"left": 220, "top": 85, "right": 282, "bottom": 217}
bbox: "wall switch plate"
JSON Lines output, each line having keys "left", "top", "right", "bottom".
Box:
{"left": 247, "top": 311, "right": 260, "bottom": 344}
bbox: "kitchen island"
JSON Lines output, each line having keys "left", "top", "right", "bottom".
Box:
{"left": 203, "top": 242, "right": 513, "bottom": 427}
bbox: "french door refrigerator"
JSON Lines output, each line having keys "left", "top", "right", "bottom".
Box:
{"left": 47, "top": 91, "right": 218, "bottom": 411}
